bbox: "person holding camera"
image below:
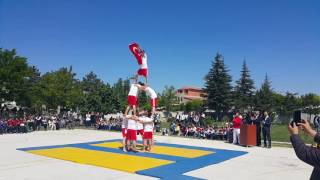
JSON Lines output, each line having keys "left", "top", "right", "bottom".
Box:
{"left": 288, "top": 119, "right": 320, "bottom": 180}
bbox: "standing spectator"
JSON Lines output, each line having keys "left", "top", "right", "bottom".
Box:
{"left": 232, "top": 112, "right": 242, "bottom": 145}
{"left": 85, "top": 112, "right": 91, "bottom": 127}
{"left": 194, "top": 114, "right": 200, "bottom": 126}
{"left": 253, "top": 111, "right": 262, "bottom": 147}
{"left": 42, "top": 117, "right": 48, "bottom": 131}
{"left": 262, "top": 111, "right": 272, "bottom": 148}
{"left": 50, "top": 115, "right": 57, "bottom": 130}
{"left": 90, "top": 112, "right": 96, "bottom": 127}
{"left": 36, "top": 115, "right": 42, "bottom": 131}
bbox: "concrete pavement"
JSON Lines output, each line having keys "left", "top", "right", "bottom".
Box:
{"left": 0, "top": 129, "right": 312, "bottom": 180}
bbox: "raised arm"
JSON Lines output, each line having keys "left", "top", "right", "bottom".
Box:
{"left": 139, "top": 117, "right": 153, "bottom": 123}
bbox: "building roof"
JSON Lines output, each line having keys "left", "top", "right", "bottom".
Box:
{"left": 178, "top": 86, "right": 203, "bottom": 91}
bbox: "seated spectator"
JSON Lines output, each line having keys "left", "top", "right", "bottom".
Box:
{"left": 0, "top": 119, "right": 7, "bottom": 134}
{"left": 19, "top": 118, "right": 27, "bottom": 133}
{"left": 174, "top": 124, "right": 180, "bottom": 136}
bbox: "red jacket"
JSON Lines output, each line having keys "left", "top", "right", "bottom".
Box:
{"left": 233, "top": 117, "right": 242, "bottom": 129}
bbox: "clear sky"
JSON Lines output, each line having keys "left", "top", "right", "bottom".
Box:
{"left": 0, "top": 0, "right": 319, "bottom": 95}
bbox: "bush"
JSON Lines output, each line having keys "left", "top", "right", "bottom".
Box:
{"left": 221, "top": 115, "right": 231, "bottom": 122}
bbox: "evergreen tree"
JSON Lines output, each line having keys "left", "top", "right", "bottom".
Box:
{"left": 112, "top": 78, "right": 130, "bottom": 112}
{"left": 204, "top": 53, "right": 233, "bottom": 120}
{"left": 234, "top": 60, "right": 255, "bottom": 112}
{"left": 255, "top": 74, "right": 274, "bottom": 112}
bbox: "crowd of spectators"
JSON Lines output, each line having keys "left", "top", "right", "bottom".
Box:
{"left": 1, "top": 110, "right": 271, "bottom": 149}
{"left": 0, "top": 113, "right": 79, "bottom": 135}
{"left": 95, "top": 113, "right": 123, "bottom": 131}
{"left": 166, "top": 111, "right": 271, "bottom": 146}
{"left": 169, "top": 121, "right": 232, "bottom": 141}
{"left": 167, "top": 112, "right": 232, "bottom": 141}
{"left": 95, "top": 112, "right": 161, "bottom": 132}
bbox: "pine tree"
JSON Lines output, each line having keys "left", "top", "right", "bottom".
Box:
{"left": 255, "top": 74, "right": 274, "bottom": 112}
{"left": 205, "top": 53, "right": 232, "bottom": 120}
{"left": 234, "top": 60, "right": 255, "bottom": 112}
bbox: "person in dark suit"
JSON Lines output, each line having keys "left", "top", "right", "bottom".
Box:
{"left": 288, "top": 119, "right": 320, "bottom": 180}
{"left": 262, "top": 111, "right": 272, "bottom": 148}
{"left": 253, "top": 111, "right": 262, "bottom": 147}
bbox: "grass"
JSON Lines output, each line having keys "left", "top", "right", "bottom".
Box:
{"left": 271, "top": 124, "right": 313, "bottom": 144}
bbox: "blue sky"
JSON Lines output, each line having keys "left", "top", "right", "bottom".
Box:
{"left": 0, "top": 0, "right": 319, "bottom": 95}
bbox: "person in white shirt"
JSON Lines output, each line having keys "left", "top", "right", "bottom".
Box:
{"left": 125, "top": 110, "right": 138, "bottom": 152}
{"left": 139, "top": 85, "right": 158, "bottom": 114}
{"left": 51, "top": 116, "right": 56, "bottom": 131}
{"left": 125, "top": 80, "right": 142, "bottom": 116}
{"left": 136, "top": 113, "right": 144, "bottom": 141}
{"left": 129, "top": 42, "right": 149, "bottom": 84}
{"left": 135, "top": 110, "right": 154, "bottom": 152}
{"left": 85, "top": 112, "right": 91, "bottom": 127}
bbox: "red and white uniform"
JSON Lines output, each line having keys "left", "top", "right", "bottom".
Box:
{"left": 121, "top": 118, "right": 128, "bottom": 138}
{"left": 129, "top": 43, "right": 148, "bottom": 77}
{"left": 137, "top": 53, "right": 148, "bottom": 77}
{"left": 139, "top": 116, "right": 154, "bottom": 140}
{"left": 136, "top": 121, "right": 144, "bottom": 136}
{"left": 126, "top": 116, "right": 137, "bottom": 141}
{"left": 145, "top": 87, "right": 158, "bottom": 108}
{"left": 127, "top": 84, "right": 139, "bottom": 106}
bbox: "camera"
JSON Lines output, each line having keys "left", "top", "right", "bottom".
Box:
{"left": 291, "top": 110, "right": 302, "bottom": 126}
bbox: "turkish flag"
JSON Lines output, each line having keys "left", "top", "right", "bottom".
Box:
{"left": 129, "top": 42, "right": 144, "bottom": 65}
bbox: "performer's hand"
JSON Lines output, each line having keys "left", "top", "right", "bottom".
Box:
{"left": 288, "top": 123, "right": 299, "bottom": 135}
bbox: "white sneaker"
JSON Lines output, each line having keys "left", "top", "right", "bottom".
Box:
{"left": 123, "top": 148, "right": 127, "bottom": 152}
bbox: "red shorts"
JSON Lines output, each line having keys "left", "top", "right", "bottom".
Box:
{"left": 143, "top": 132, "right": 153, "bottom": 140}
{"left": 137, "top": 68, "right": 148, "bottom": 77}
{"left": 137, "top": 129, "right": 144, "bottom": 136}
{"left": 150, "top": 98, "right": 158, "bottom": 108}
{"left": 122, "top": 128, "right": 127, "bottom": 138}
{"left": 128, "top": 96, "right": 137, "bottom": 106}
{"left": 126, "top": 129, "right": 137, "bottom": 141}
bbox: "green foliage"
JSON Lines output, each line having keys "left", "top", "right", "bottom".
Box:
{"left": 205, "top": 53, "right": 233, "bottom": 119}
{"left": 234, "top": 60, "right": 255, "bottom": 112}
{"left": 112, "top": 78, "right": 130, "bottom": 111}
{"left": 138, "top": 91, "right": 148, "bottom": 109}
{"left": 185, "top": 99, "right": 203, "bottom": 112}
{"left": 160, "top": 86, "right": 177, "bottom": 113}
{"left": 301, "top": 93, "right": 320, "bottom": 116}
{"left": 203, "top": 118, "right": 214, "bottom": 126}
{"left": 0, "top": 48, "right": 39, "bottom": 107}
{"left": 32, "top": 66, "right": 82, "bottom": 110}
{"left": 80, "top": 72, "right": 123, "bottom": 114}
{"left": 254, "top": 74, "right": 274, "bottom": 112}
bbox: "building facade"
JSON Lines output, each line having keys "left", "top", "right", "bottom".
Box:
{"left": 176, "top": 86, "right": 206, "bottom": 104}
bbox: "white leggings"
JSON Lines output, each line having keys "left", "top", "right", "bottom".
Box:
{"left": 233, "top": 128, "right": 240, "bottom": 144}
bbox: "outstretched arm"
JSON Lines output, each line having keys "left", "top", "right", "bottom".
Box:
{"left": 139, "top": 117, "right": 153, "bottom": 124}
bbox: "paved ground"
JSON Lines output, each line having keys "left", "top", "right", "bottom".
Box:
{"left": 0, "top": 129, "right": 312, "bottom": 180}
